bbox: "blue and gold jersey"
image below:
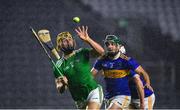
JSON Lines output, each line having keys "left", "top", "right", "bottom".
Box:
{"left": 129, "top": 70, "right": 153, "bottom": 99}
{"left": 93, "top": 56, "right": 140, "bottom": 99}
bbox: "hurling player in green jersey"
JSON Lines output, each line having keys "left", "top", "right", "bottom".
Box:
{"left": 53, "top": 26, "right": 104, "bottom": 109}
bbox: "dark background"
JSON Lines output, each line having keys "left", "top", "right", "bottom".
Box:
{"left": 0, "top": 0, "right": 180, "bottom": 108}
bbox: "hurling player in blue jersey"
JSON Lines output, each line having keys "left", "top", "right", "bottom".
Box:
{"left": 91, "top": 35, "right": 148, "bottom": 109}
{"left": 129, "top": 71, "right": 155, "bottom": 109}
{"left": 119, "top": 47, "right": 155, "bottom": 109}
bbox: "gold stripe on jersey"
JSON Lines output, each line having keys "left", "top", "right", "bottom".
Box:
{"left": 104, "top": 70, "right": 130, "bottom": 78}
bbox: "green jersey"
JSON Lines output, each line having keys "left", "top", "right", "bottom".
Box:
{"left": 53, "top": 48, "right": 98, "bottom": 101}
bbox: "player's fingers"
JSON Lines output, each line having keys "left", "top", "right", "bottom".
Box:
{"left": 56, "top": 82, "right": 63, "bottom": 89}
{"left": 86, "top": 26, "right": 90, "bottom": 37}
{"left": 82, "top": 25, "right": 85, "bottom": 33}
{"left": 75, "top": 29, "right": 80, "bottom": 35}
{"left": 63, "top": 77, "right": 68, "bottom": 85}
{"left": 78, "top": 26, "right": 82, "bottom": 33}
{"left": 85, "top": 26, "right": 88, "bottom": 33}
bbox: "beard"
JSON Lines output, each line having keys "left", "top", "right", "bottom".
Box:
{"left": 61, "top": 45, "right": 75, "bottom": 54}
{"left": 107, "top": 50, "right": 119, "bottom": 57}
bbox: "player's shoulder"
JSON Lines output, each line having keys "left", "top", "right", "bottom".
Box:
{"left": 75, "top": 48, "right": 82, "bottom": 53}
{"left": 98, "top": 54, "right": 108, "bottom": 60}
{"left": 98, "top": 53, "right": 131, "bottom": 61}
{"left": 119, "top": 53, "right": 131, "bottom": 61}
{"left": 73, "top": 48, "right": 83, "bottom": 55}
{"left": 75, "top": 48, "right": 91, "bottom": 53}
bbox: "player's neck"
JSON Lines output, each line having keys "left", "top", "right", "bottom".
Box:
{"left": 109, "top": 51, "right": 120, "bottom": 60}
{"left": 64, "top": 51, "right": 75, "bottom": 59}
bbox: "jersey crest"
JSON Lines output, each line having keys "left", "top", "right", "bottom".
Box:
{"left": 56, "top": 58, "right": 64, "bottom": 68}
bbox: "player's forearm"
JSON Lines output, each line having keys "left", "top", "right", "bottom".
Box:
{"left": 86, "top": 38, "right": 104, "bottom": 56}
{"left": 136, "top": 66, "right": 151, "bottom": 85}
{"left": 137, "top": 83, "right": 144, "bottom": 105}
{"left": 134, "top": 77, "right": 145, "bottom": 108}
{"left": 143, "top": 72, "right": 151, "bottom": 85}
{"left": 136, "top": 67, "right": 154, "bottom": 91}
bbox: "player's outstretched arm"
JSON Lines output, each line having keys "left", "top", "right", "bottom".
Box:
{"left": 75, "top": 26, "right": 104, "bottom": 56}
{"left": 135, "top": 66, "right": 154, "bottom": 91}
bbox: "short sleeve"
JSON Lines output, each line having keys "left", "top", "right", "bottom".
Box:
{"left": 93, "top": 59, "right": 102, "bottom": 71}
{"left": 79, "top": 48, "right": 92, "bottom": 59}
{"left": 127, "top": 58, "right": 140, "bottom": 71}
{"left": 129, "top": 70, "right": 137, "bottom": 78}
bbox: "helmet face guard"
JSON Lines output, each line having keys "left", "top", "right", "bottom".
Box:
{"left": 104, "top": 35, "right": 122, "bottom": 57}
{"left": 56, "top": 32, "right": 76, "bottom": 54}
{"left": 60, "top": 42, "right": 75, "bottom": 54}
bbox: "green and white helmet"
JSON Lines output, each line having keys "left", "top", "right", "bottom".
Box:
{"left": 104, "top": 35, "right": 122, "bottom": 45}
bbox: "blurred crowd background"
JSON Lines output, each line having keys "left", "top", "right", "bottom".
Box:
{"left": 0, "top": 0, "right": 180, "bottom": 108}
